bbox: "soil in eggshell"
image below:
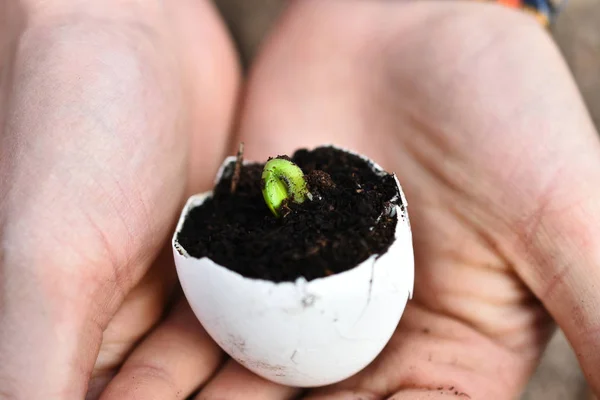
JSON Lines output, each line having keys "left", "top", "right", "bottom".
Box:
{"left": 176, "top": 146, "right": 402, "bottom": 282}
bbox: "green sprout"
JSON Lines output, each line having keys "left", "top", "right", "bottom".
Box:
{"left": 262, "top": 158, "right": 310, "bottom": 217}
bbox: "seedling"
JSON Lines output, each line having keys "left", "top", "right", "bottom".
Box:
{"left": 262, "top": 158, "right": 310, "bottom": 217}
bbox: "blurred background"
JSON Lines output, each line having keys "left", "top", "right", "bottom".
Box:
{"left": 211, "top": 0, "right": 600, "bottom": 398}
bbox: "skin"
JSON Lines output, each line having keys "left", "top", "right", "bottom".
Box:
{"left": 0, "top": 0, "right": 239, "bottom": 397}
{"left": 1, "top": 0, "right": 600, "bottom": 399}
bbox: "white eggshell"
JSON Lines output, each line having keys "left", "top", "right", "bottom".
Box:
{"left": 172, "top": 146, "right": 414, "bottom": 387}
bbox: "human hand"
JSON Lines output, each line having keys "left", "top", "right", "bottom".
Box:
{"left": 234, "top": 2, "right": 600, "bottom": 398}
{"left": 96, "top": 1, "right": 600, "bottom": 399}
{"left": 0, "top": 0, "right": 238, "bottom": 398}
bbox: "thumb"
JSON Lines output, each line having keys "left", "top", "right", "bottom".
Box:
{"left": 516, "top": 160, "right": 600, "bottom": 396}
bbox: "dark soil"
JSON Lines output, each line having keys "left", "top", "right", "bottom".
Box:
{"left": 176, "top": 146, "right": 402, "bottom": 282}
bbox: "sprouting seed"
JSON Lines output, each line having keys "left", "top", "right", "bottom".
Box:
{"left": 261, "top": 158, "right": 310, "bottom": 217}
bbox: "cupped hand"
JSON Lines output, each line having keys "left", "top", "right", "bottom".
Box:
{"left": 236, "top": 2, "right": 600, "bottom": 398}
{"left": 99, "top": 1, "right": 600, "bottom": 399}
{"left": 0, "top": 0, "right": 239, "bottom": 398}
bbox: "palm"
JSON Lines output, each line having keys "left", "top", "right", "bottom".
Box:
{"left": 234, "top": 2, "right": 600, "bottom": 398}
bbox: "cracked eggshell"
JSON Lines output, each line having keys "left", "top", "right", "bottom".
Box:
{"left": 172, "top": 146, "right": 414, "bottom": 387}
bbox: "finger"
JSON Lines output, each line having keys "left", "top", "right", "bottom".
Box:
{"left": 194, "top": 360, "right": 301, "bottom": 400}
{"left": 516, "top": 141, "right": 600, "bottom": 388}
{"left": 89, "top": 246, "right": 178, "bottom": 397}
{"left": 304, "top": 390, "right": 469, "bottom": 400}
{"left": 99, "top": 300, "right": 224, "bottom": 400}
{"left": 302, "top": 392, "right": 379, "bottom": 400}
